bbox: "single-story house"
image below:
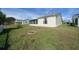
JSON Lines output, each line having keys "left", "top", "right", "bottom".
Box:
{"left": 72, "top": 14, "right": 79, "bottom": 27}
{"left": 15, "top": 20, "right": 27, "bottom": 24}
{"left": 29, "top": 13, "right": 62, "bottom": 27}
{"left": 29, "top": 19, "right": 38, "bottom": 24}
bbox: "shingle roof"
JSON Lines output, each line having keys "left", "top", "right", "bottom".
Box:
{"left": 72, "top": 14, "right": 79, "bottom": 19}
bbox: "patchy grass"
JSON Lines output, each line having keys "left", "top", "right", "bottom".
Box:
{"left": 0, "top": 24, "right": 79, "bottom": 50}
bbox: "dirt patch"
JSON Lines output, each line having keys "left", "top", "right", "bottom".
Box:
{"left": 27, "top": 30, "right": 37, "bottom": 35}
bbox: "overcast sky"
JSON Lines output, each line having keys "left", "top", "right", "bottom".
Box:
{"left": 1, "top": 8, "right": 79, "bottom": 21}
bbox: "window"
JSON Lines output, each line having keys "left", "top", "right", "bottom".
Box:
{"left": 43, "top": 18, "right": 47, "bottom": 24}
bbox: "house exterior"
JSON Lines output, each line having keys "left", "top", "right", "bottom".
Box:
{"left": 29, "top": 13, "right": 62, "bottom": 27}
{"left": 29, "top": 19, "right": 38, "bottom": 24}
{"left": 72, "top": 14, "right": 79, "bottom": 27}
{"left": 15, "top": 20, "right": 27, "bottom": 24}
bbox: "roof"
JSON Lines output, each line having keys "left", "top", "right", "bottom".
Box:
{"left": 38, "top": 13, "right": 61, "bottom": 19}
{"left": 74, "top": 14, "right": 79, "bottom": 16}
{"left": 29, "top": 13, "right": 61, "bottom": 21}
{"left": 29, "top": 19, "right": 38, "bottom": 21}
{"left": 72, "top": 14, "right": 79, "bottom": 19}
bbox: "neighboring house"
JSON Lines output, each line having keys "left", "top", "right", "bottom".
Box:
{"left": 29, "top": 19, "right": 38, "bottom": 24}
{"left": 72, "top": 14, "right": 79, "bottom": 27}
{"left": 15, "top": 20, "right": 27, "bottom": 24}
{"left": 29, "top": 13, "right": 62, "bottom": 27}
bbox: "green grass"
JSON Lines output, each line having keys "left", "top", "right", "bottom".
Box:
{"left": 0, "top": 24, "right": 79, "bottom": 50}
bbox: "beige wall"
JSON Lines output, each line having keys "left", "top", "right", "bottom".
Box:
{"left": 47, "top": 16, "right": 57, "bottom": 27}
{"left": 38, "top": 18, "right": 44, "bottom": 25}
{"left": 31, "top": 18, "right": 48, "bottom": 27}
{"left": 30, "top": 16, "right": 62, "bottom": 27}
{"left": 56, "top": 15, "right": 62, "bottom": 26}
{"left": 22, "top": 21, "right": 26, "bottom": 24}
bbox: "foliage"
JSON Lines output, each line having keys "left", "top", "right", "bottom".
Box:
{"left": 0, "top": 11, "right": 16, "bottom": 25}
{"left": 0, "top": 11, "right": 6, "bottom": 25}
{"left": 6, "top": 17, "right": 16, "bottom": 25}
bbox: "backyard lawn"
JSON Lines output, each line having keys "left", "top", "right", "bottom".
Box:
{"left": 0, "top": 24, "right": 79, "bottom": 50}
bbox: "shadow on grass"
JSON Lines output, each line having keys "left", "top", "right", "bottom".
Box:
{"left": 0, "top": 25, "right": 22, "bottom": 50}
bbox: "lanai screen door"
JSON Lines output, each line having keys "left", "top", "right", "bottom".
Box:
{"left": 75, "top": 18, "right": 78, "bottom": 25}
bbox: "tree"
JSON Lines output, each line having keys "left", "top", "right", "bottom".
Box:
{"left": 0, "top": 11, "right": 6, "bottom": 25}
{"left": 0, "top": 11, "right": 16, "bottom": 25}
{"left": 6, "top": 17, "right": 16, "bottom": 25}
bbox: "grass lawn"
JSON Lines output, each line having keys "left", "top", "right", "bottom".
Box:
{"left": 0, "top": 24, "right": 79, "bottom": 50}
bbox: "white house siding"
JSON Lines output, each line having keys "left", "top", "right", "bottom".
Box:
{"left": 30, "top": 16, "right": 57, "bottom": 27}
{"left": 30, "top": 14, "right": 62, "bottom": 27}
{"left": 47, "top": 16, "right": 57, "bottom": 27}
{"left": 22, "top": 21, "right": 26, "bottom": 24}
{"left": 56, "top": 15, "right": 62, "bottom": 26}
{"left": 31, "top": 18, "right": 48, "bottom": 27}
{"left": 15, "top": 21, "right": 27, "bottom": 24}
{"left": 38, "top": 18, "right": 45, "bottom": 26}
{"left": 0, "top": 25, "right": 4, "bottom": 33}
{"left": 30, "top": 18, "right": 47, "bottom": 27}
